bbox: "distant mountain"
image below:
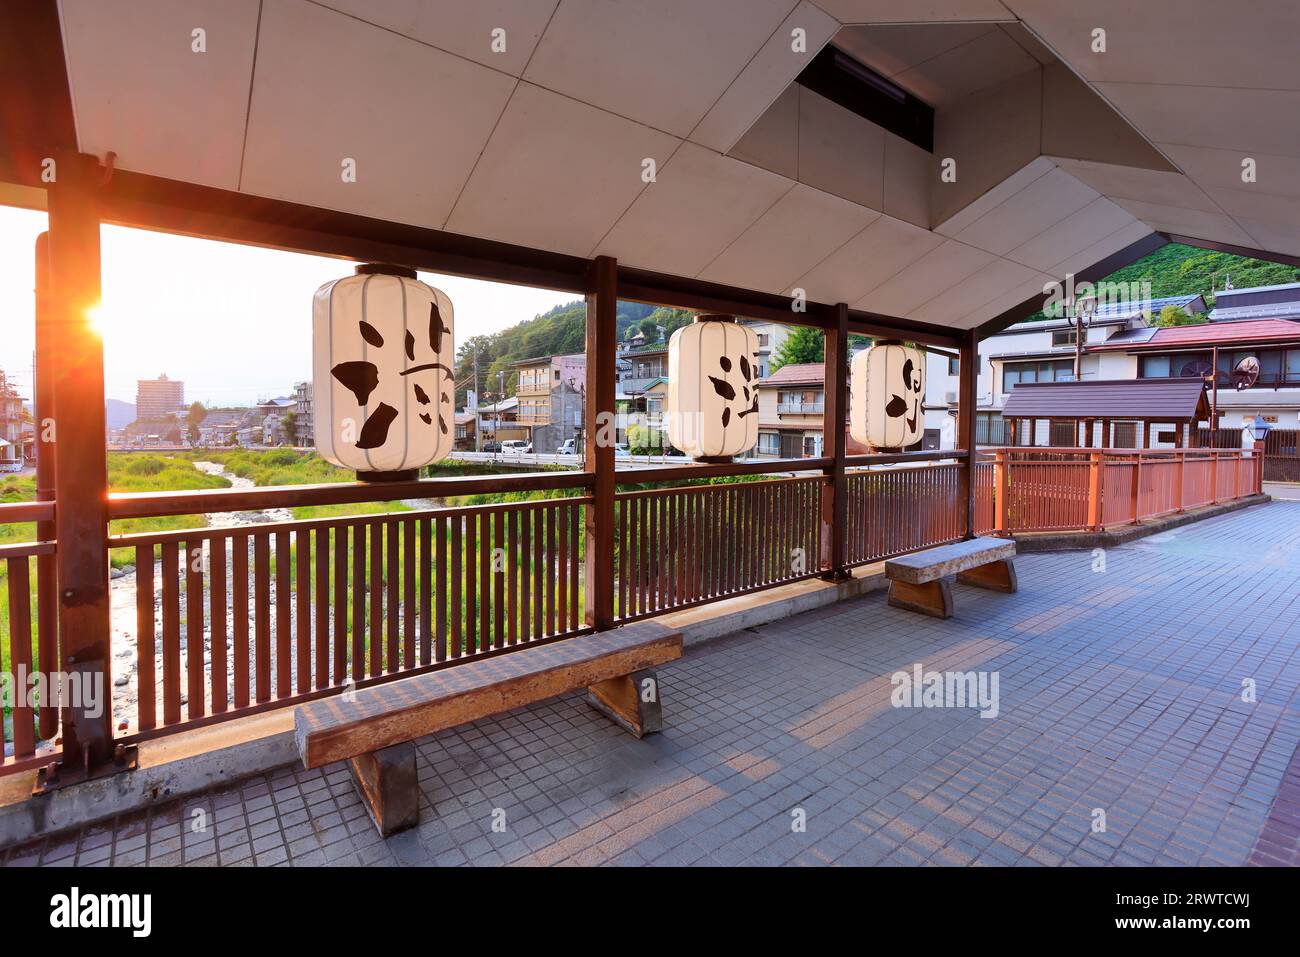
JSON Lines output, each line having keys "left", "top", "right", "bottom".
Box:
{"left": 105, "top": 398, "right": 136, "bottom": 429}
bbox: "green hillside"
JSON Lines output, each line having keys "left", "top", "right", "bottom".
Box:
{"left": 453, "top": 300, "right": 691, "bottom": 404}
{"left": 1028, "top": 242, "right": 1297, "bottom": 322}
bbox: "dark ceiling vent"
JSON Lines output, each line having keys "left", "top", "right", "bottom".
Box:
{"left": 796, "top": 45, "right": 934, "bottom": 153}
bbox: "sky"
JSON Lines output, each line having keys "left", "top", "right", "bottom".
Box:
{"left": 0, "top": 204, "right": 579, "bottom": 407}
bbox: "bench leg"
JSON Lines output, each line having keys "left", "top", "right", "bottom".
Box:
{"left": 956, "top": 559, "right": 1018, "bottom": 593}
{"left": 587, "top": 669, "right": 662, "bottom": 739}
{"left": 888, "top": 578, "right": 954, "bottom": 619}
{"left": 349, "top": 741, "right": 419, "bottom": 838}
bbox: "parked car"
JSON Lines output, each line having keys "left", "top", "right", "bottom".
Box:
{"left": 481, "top": 441, "right": 502, "bottom": 453}
{"left": 614, "top": 444, "right": 631, "bottom": 460}
{"left": 0, "top": 459, "right": 23, "bottom": 474}
{"left": 501, "top": 440, "right": 533, "bottom": 454}
{"left": 558, "top": 438, "right": 578, "bottom": 455}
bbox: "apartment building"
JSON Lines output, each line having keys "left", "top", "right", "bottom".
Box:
{"left": 135, "top": 373, "right": 185, "bottom": 420}
{"left": 512, "top": 353, "right": 586, "bottom": 453}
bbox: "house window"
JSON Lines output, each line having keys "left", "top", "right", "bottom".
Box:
{"left": 1051, "top": 330, "right": 1078, "bottom": 347}
{"left": 1002, "top": 359, "right": 1073, "bottom": 393}
{"left": 757, "top": 334, "right": 770, "bottom": 347}
{"left": 948, "top": 356, "right": 960, "bottom": 376}
{"left": 758, "top": 431, "right": 780, "bottom": 455}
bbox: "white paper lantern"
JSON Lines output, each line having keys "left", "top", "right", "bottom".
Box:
{"left": 666, "top": 316, "right": 759, "bottom": 460}
{"left": 313, "top": 265, "right": 455, "bottom": 476}
{"left": 850, "top": 342, "right": 925, "bottom": 450}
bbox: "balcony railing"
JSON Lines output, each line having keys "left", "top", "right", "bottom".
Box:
{"left": 777, "top": 402, "right": 824, "bottom": 414}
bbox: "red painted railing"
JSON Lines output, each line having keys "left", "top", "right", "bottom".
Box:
{"left": 976, "top": 448, "right": 1263, "bottom": 534}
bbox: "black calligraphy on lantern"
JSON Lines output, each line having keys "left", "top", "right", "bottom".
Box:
{"left": 331, "top": 301, "right": 452, "bottom": 449}
{"left": 884, "top": 356, "right": 923, "bottom": 435}
{"left": 708, "top": 351, "right": 760, "bottom": 428}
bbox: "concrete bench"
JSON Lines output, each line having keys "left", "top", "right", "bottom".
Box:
{"left": 885, "top": 537, "right": 1017, "bottom": 619}
{"left": 294, "top": 622, "right": 683, "bottom": 836}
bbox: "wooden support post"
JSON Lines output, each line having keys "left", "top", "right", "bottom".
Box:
{"left": 33, "top": 233, "right": 59, "bottom": 741}
{"left": 957, "top": 331, "right": 977, "bottom": 538}
{"left": 349, "top": 742, "right": 418, "bottom": 837}
{"left": 586, "top": 669, "right": 662, "bottom": 738}
{"left": 1175, "top": 450, "right": 1185, "bottom": 512}
{"left": 1087, "top": 451, "right": 1104, "bottom": 530}
{"left": 1143, "top": 420, "right": 1152, "bottom": 449}
{"left": 993, "top": 448, "right": 1009, "bottom": 536}
{"left": 47, "top": 152, "right": 116, "bottom": 778}
{"left": 584, "top": 256, "right": 616, "bottom": 631}
{"left": 819, "top": 304, "right": 848, "bottom": 580}
{"left": 1101, "top": 418, "right": 1111, "bottom": 449}
{"left": 1131, "top": 454, "right": 1141, "bottom": 524}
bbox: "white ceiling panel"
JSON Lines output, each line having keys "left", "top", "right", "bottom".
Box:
{"left": 797, "top": 88, "right": 885, "bottom": 210}
{"left": 833, "top": 23, "right": 997, "bottom": 78}
{"left": 1050, "top": 158, "right": 1221, "bottom": 213}
{"left": 934, "top": 156, "right": 1054, "bottom": 236}
{"left": 691, "top": 1, "right": 838, "bottom": 154}
{"left": 1096, "top": 83, "right": 1300, "bottom": 159}
{"left": 911, "top": 256, "right": 1039, "bottom": 325}
{"left": 241, "top": 0, "right": 515, "bottom": 227}
{"left": 793, "top": 213, "right": 944, "bottom": 305}
{"left": 445, "top": 83, "right": 679, "bottom": 256}
{"left": 1046, "top": 220, "right": 1153, "bottom": 278}
{"left": 953, "top": 270, "right": 1052, "bottom": 328}
{"left": 1005, "top": 196, "right": 1137, "bottom": 272}
{"left": 698, "top": 184, "right": 879, "bottom": 294}
{"left": 523, "top": 0, "right": 793, "bottom": 137}
{"left": 1227, "top": 219, "right": 1300, "bottom": 258}
{"left": 1006, "top": 0, "right": 1300, "bottom": 92}
{"left": 855, "top": 239, "right": 995, "bottom": 315}
{"left": 596, "top": 143, "right": 793, "bottom": 276}
{"left": 1163, "top": 145, "right": 1300, "bottom": 200}
{"left": 891, "top": 25, "right": 1040, "bottom": 106}
{"left": 952, "top": 166, "right": 1098, "bottom": 256}
{"left": 313, "top": 0, "right": 559, "bottom": 76}
{"left": 1109, "top": 198, "right": 1256, "bottom": 247}
{"left": 60, "top": 0, "right": 261, "bottom": 189}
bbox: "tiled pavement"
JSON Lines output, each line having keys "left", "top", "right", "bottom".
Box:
{"left": 6, "top": 501, "right": 1300, "bottom": 867}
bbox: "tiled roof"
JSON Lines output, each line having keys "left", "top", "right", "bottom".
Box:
{"left": 1091, "top": 319, "right": 1300, "bottom": 351}
{"left": 759, "top": 362, "right": 823, "bottom": 386}
{"left": 1002, "top": 378, "right": 1209, "bottom": 420}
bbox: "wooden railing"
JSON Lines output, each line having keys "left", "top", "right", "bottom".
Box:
{"left": 977, "top": 448, "right": 1263, "bottom": 534}
{"left": 0, "top": 500, "right": 59, "bottom": 774}
{"left": 845, "top": 463, "right": 967, "bottom": 565}
{"left": 107, "top": 496, "right": 588, "bottom": 739}
{"left": 614, "top": 475, "right": 822, "bottom": 620}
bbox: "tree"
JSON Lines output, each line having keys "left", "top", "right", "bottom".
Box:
{"left": 770, "top": 327, "right": 824, "bottom": 372}
{"left": 280, "top": 410, "right": 298, "bottom": 446}
{"left": 1153, "top": 305, "right": 1206, "bottom": 327}
{"left": 185, "top": 401, "right": 206, "bottom": 445}
{"left": 637, "top": 318, "right": 661, "bottom": 344}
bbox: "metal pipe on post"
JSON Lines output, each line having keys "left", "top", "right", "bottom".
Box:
{"left": 958, "top": 330, "right": 978, "bottom": 538}
{"left": 33, "top": 233, "right": 59, "bottom": 741}
{"left": 1175, "top": 450, "right": 1185, "bottom": 512}
{"left": 45, "top": 151, "right": 121, "bottom": 785}
{"left": 584, "top": 256, "right": 616, "bottom": 632}
{"left": 1131, "top": 453, "right": 1141, "bottom": 524}
{"left": 819, "top": 304, "right": 849, "bottom": 580}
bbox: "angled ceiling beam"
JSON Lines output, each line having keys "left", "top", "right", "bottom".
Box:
{"left": 0, "top": 0, "right": 77, "bottom": 194}
{"left": 1158, "top": 233, "right": 1300, "bottom": 272}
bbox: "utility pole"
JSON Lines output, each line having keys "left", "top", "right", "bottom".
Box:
{"left": 473, "top": 343, "right": 481, "bottom": 452}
